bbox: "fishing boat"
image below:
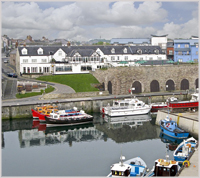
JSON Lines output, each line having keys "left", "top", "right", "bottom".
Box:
{"left": 151, "top": 97, "right": 177, "bottom": 113}
{"left": 38, "top": 107, "right": 79, "bottom": 123}
{"left": 101, "top": 97, "right": 151, "bottom": 117}
{"left": 145, "top": 154, "right": 180, "bottom": 177}
{"left": 107, "top": 156, "right": 148, "bottom": 177}
{"left": 31, "top": 104, "right": 58, "bottom": 120}
{"left": 167, "top": 92, "right": 198, "bottom": 109}
{"left": 160, "top": 117, "right": 189, "bottom": 139}
{"left": 173, "top": 137, "right": 197, "bottom": 162}
{"left": 45, "top": 110, "right": 93, "bottom": 127}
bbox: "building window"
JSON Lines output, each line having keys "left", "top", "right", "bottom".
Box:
{"left": 111, "top": 56, "right": 115, "bottom": 60}
{"left": 23, "top": 67, "right": 26, "bottom": 73}
{"left": 43, "top": 67, "right": 49, "bottom": 73}
{"left": 23, "top": 59, "right": 28, "bottom": 63}
{"left": 196, "top": 51, "right": 198, "bottom": 55}
{"left": 149, "top": 57, "right": 153, "bottom": 60}
{"left": 58, "top": 51, "right": 62, "bottom": 56}
{"left": 123, "top": 48, "right": 127, "bottom": 53}
{"left": 178, "top": 52, "right": 182, "bottom": 55}
{"left": 154, "top": 49, "right": 159, "bottom": 54}
{"left": 177, "top": 44, "right": 180, "bottom": 48}
{"left": 169, "top": 50, "right": 173, "bottom": 55}
{"left": 137, "top": 49, "right": 142, "bottom": 54}
{"left": 31, "top": 67, "right": 37, "bottom": 73}
{"left": 32, "top": 59, "right": 37, "bottom": 63}
{"left": 178, "top": 59, "right": 182, "bottom": 62}
{"left": 111, "top": 48, "right": 115, "bottom": 53}
{"left": 41, "top": 59, "right": 47, "bottom": 63}
{"left": 186, "top": 51, "right": 190, "bottom": 55}
{"left": 124, "top": 56, "right": 128, "bottom": 60}
{"left": 22, "top": 48, "right": 27, "bottom": 55}
{"left": 37, "top": 48, "right": 43, "bottom": 55}
{"left": 185, "top": 44, "right": 189, "bottom": 48}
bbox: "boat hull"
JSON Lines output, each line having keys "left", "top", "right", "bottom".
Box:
{"left": 106, "top": 107, "right": 151, "bottom": 117}
{"left": 31, "top": 109, "right": 40, "bottom": 120}
{"left": 167, "top": 101, "right": 198, "bottom": 109}
{"left": 160, "top": 125, "right": 189, "bottom": 139}
{"left": 45, "top": 116, "right": 93, "bottom": 127}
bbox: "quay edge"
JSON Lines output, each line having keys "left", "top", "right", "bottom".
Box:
{"left": 2, "top": 92, "right": 191, "bottom": 119}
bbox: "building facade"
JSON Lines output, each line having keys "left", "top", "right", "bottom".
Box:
{"left": 174, "top": 38, "right": 199, "bottom": 63}
{"left": 16, "top": 45, "right": 166, "bottom": 75}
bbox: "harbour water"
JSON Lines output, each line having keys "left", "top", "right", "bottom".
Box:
{"left": 2, "top": 113, "right": 181, "bottom": 176}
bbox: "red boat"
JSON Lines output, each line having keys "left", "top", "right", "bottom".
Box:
{"left": 167, "top": 93, "right": 198, "bottom": 109}
{"left": 31, "top": 105, "right": 58, "bottom": 119}
{"left": 151, "top": 97, "right": 178, "bottom": 112}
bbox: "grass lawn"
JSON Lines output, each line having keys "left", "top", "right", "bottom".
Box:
{"left": 36, "top": 74, "right": 100, "bottom": 92}
{"left": 16, "top": 85, "right": 54, "bottom": 98}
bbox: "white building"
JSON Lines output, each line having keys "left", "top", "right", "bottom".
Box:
{"left": 16, "top": 45, "right": 167, "bottom": 75}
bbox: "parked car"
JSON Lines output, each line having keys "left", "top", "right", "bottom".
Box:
{"left": 7, "top": 73, "right": 17, "bottom": 78}
{"left": 3, "top": 59, "right": 8, "bottom": 63}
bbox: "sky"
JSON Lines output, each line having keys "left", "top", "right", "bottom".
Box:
{"left": 1, "top": 1, "right": 199, "bottom": 41}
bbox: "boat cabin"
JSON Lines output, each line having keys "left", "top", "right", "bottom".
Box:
{"left": 110, "top": 163, "right": 131, "bottom": 177}
{"left": 153, "top": 159, "right": 179, "bottom": 176}
{"left": 113, "top": 99, "right": 145, "bottom": 108}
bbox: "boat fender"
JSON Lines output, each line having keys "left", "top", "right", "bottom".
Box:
{"left": 183, "top": 160, "right": 190, "bottom": 167}
{"left": 175, "top": 133, "right": 177, "bottom": 136}
{"left": 166, "top": 123, "right": 170, "bottom": 127}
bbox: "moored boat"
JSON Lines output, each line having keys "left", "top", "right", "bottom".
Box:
{"left": 38, "top": 107, "right": 79, "bottom": 123}
{"left": 173, "top": 137, "right": 197, "bottom": 162}
{"left": 160, "top": 117, "right": 189, "bottom": 139}
{"left": 145, "top": 154, "right": 180, "bottom": 177}
{"left": 167, "top": 92, "right": 198, "bottom": 109}
{"left": 151, "top": 97, "right": 177, "bottom": 113}
{"left": 45, "top": 110, "right": 93, "bottom": 127}
{"left": 31, "top": 104, "right": 58, "bottom": 120}
{"left": 107, "top": 156, "right": 148, "bottom": 177}
{"left": 101, "top": 97, "right": 151, "bottom": 117}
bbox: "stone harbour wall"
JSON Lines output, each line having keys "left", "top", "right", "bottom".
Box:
{"left": 92, "top": 65, "right": 198, "bottom": 95}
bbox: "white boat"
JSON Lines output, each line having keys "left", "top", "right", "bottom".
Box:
{"left": 101, "top": 97, "right": 151, "bottom": 117}
{"left": 173, "top": 137, "right": 197, "bottom": 162}
{"left": 107, "top": 156, "right": 148, "bottom": 177}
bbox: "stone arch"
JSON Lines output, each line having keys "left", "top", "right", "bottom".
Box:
{"left": 132, "top": 81, "right": 142, "bottom": 94}
{"left": 195, "top": 78, "right": 199, "bottom": 89}
{"left": 180, "top": 79, "right": 189, "bottom": 90}
{"left": 108, "top": 81, "right": 112, "bottom": 94}
{"left": 150, "top": 80, "right": 160, "bottom": 92}
{"left": 166, "top": 79, "right": 175, "bottom": 91}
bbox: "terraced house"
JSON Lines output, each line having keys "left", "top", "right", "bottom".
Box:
{"left": 16, "top": 45, "right": 166, "bottom": 75}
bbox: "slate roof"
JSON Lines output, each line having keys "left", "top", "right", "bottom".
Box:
{"left": 18, "top": 45, "right": 164, "bottom": 57}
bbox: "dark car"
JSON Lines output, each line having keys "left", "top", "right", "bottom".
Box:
{"left": 7, "top": 73, "right": 17, "bottom": 78}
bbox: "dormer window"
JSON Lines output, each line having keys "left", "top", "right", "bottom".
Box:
{"left": 111, "top": 48, "right": 115, "bottom": 54}
{"left": 37, "top": 48, "right": 43, "bottom": 55}
{"left": 123, "top": 48, "right": 127, "bottom": 53}
{"left": 137, "top": 49, "right": 142, "bottom": 54}
{"left": 154, "top": 49, "right": 159, "bottom": 54}
{"left": 22, "top": 48, "right": 27, "bottom": 55}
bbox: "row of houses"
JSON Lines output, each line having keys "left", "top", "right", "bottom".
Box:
{"left": 3, "top": 34, "right": 199, "bottom": 75}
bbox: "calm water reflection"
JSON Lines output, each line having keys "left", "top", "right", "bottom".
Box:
{"left": 2, "top": 113, "right": 179, "bottom": 176}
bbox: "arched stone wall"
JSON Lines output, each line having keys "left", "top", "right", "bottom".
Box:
{"left": 92, "top": 65, "right": 198, "bottom": 95}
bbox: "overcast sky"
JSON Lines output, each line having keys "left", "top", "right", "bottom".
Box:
{"left": 1, "top": 1, "right": 199, "bottom": 41}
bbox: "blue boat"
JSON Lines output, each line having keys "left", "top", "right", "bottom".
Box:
{"left": 160, "top": 117, "right": 189, "bottom": 139}
{"left": 107, "top": 156, "right": 148, "bottom": 177}
{"left": 173, "top": 137, "right": 197, "bottom": 162}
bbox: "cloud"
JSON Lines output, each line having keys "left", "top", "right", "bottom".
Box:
{"left": 1, "top": 1, "right": 198, "bottom": 41}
